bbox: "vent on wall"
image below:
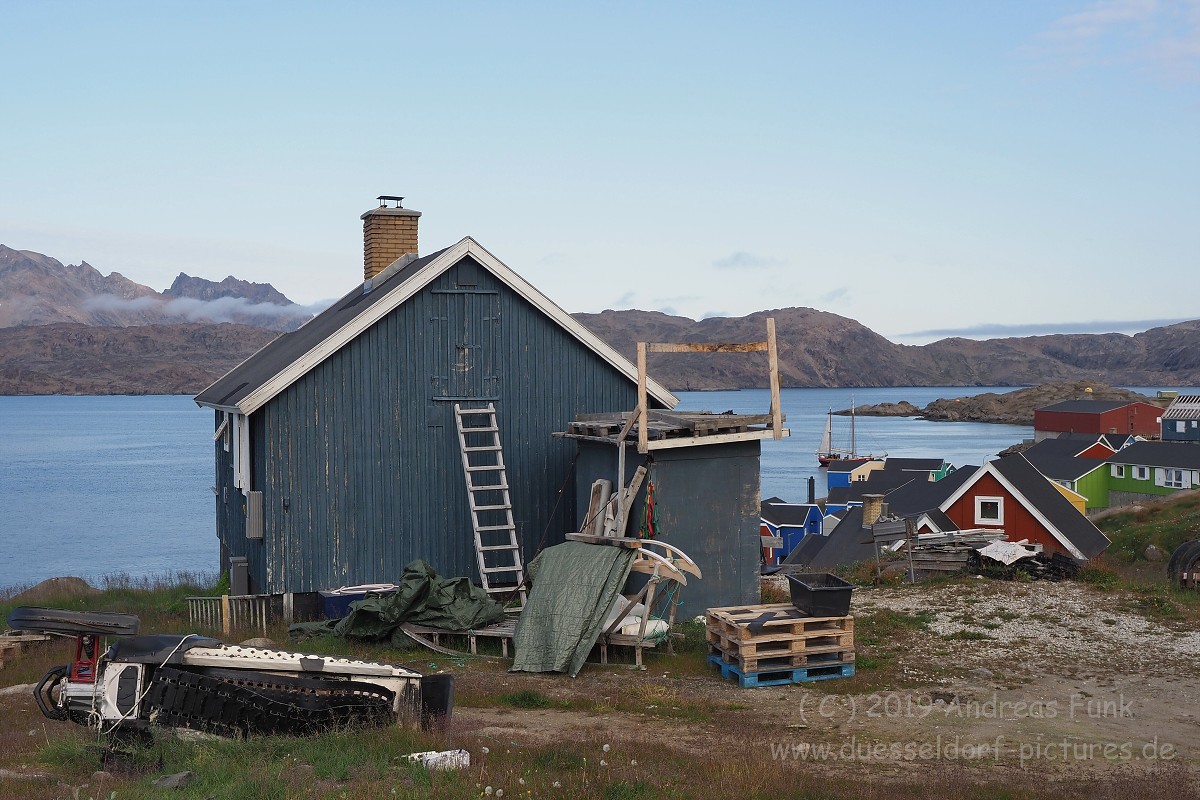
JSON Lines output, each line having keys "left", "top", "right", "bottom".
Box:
{"left": 246, "top": 491, "right": 264, "bottom": 540}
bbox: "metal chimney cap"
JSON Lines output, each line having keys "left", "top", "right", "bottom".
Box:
{"left": 377, "top": 195, "right": 405, "bottom": 208}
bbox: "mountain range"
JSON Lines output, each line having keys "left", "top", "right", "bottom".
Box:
{"left": 2, "top": 245, "right": 1198, "bottom": 395}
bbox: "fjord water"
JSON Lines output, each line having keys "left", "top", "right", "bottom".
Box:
{"left": 2, "top": 388, "right": 1033, "bottom": 588}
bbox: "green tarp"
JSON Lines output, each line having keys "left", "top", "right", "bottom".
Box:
{"left": 510, "top": 541, "right": 636, "bottom": 677}
{"left": 289, "top": 560, "right": 506, "bottom": 645}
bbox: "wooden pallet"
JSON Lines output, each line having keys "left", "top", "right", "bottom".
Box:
{"left": 708, "top": 643, "right": 855, "bottom": 674}
{"left": 0, "top": 632, "right": 52, "bottom": 669}
{"left": 706, "top": 604, "right": 854, "bottom": 642}
{"left": 706, "top": 626, "right": 853, "bottom": 656}
{"left": 708, "top": 654, "right": 855, "bottom": 688}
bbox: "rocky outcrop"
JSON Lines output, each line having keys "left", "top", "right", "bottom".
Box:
{"left": 851, "top": 382, "right": 1162, "bottom": 426}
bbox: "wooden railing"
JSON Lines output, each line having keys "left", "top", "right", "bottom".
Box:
{"left": 186, "top": 595, "right": 271, "bottom": 637}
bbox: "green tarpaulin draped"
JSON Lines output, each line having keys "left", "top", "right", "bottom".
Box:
{"left": 510, "top": 541, "right": 636, "bottom": 677}
{"left": 289, "top": 560, "right": 505, "bottom": 645}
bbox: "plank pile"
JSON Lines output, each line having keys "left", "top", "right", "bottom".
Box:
{"left": 0, "top": 631, "right": 51, "bottom": 669}
{"left": 705, "top": 603, "right": 855, "bottom": 688}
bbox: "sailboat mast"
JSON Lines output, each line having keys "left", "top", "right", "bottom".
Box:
{"left": 850, "top": 397, "right": 857, "bottom": 458}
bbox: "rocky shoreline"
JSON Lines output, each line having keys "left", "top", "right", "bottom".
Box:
{"left": 840, "top": 382, "right": 1163, "bottom": 426}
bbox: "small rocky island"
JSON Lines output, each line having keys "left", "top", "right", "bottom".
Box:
{"left": 840, "top": 382, "right": 1163, "bottom": 426}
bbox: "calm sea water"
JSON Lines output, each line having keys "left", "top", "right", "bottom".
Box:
{"left": 0, "top": 387, "right": 1187, "bottom": 588}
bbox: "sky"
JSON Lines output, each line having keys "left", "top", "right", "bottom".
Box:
{"left": 1, "top": 1, "right": 1197, "bottom": 344}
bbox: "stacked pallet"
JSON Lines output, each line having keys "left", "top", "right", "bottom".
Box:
{"left": 706, "top": 603, "right": 855, "bottom": 688}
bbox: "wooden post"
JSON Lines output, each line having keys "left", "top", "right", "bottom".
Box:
{"left": 766, "top": 317, "right": 781, "bottom": 439}
{"left": 221, "top": 594, "right": 232, "bottom": 638}
{"left": 906, "top": 518, "right": 917, "bottom": 584}
{"left": 637, "top": 342, "right": 648, "bottom": 454}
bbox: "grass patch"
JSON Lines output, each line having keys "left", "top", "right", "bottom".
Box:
{"left": 499, "top": 689, "right": 555, "bottom": 709}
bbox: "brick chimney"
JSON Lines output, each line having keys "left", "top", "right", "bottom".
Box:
{"left": 862, "top": 494, "right": 885, "bottom": 526}
{"left": 361, "top": 196, "right": 421, "bottom": 281}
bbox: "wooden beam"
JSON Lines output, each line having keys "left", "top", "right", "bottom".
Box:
{"left": 647, "top": 342, "right": 769, "bottom": 353}
{"left": 643, "top": 428, "right": 790, "bottom": 450}
{"left": 637, "top": 342, "right": 648, "bottom": 454}
{"left": 766, "top": 317, "right": 782, "bottom": 440}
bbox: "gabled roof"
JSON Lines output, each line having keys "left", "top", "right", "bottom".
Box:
{"left": 826, "top": 458, "right": 874, "bottom": 473}
{"left": 1105, "top": 441, "right": 1200, "bottom": 469}
{"left": 1164, "top": 395, "right": 1200, "bottom": 420}
{"left": 881, "top": 457, "right": 944, "bottom": 472}
{"left": 883, "top": 466, "right": 977, "bottom": 517}
{"left": 782, "top": 507, "right": 877, "bottom": 569}
{"left": 196, "top": 238, "right": 677, "bottom": 414}
{"left": 940, "top": 455, "right": 1109, "bottom": 560}
{"left": 1038, "top": 400, "right": 1141, "bottom": 414}
{"left": 1022, "top": 439, "right": 1112, "bottom": 481}
{"left": 761, "top": 500, "right": 820, "bottom": 527}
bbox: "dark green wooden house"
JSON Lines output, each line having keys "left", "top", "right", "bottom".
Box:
{"left": 195, "top": 203, "right": 676, "bottom": 596}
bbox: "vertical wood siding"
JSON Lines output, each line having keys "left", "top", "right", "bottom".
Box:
{"left": 244, "top": 256, "right": 648, "bottom": 593}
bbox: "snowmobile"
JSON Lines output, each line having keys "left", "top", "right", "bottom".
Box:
{"left": 7, "top": 606, "right": 453, "bottom": 738}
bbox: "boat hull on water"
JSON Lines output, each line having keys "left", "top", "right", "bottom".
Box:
{"left": 816, "top": 406, "right": 884, "bottom": 467}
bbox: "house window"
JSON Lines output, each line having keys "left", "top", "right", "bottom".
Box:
{"left": 1179, "top": 421, "right": 1187, "bottom": 433}
{"left": 1111, "top": 465, "right": 1125, "bottom": 479}
{"left": 1135, "top": 466, "right": 1148, "bottom": 480}
{"left": 1162, "top": 469, "right": 1186, "bottom": 489}
{"left": 975, "top": 496, "right": 1004, "bottom": 525}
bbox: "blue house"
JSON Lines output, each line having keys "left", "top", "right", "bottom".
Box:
{"left": 760, "top": 497, "right": 823, "bottom": 561}
{"left": 195, "top": 202, "right": 676, "bottom": 596}
{"left": 1162, "top": 395, "right": 1200, "bottom": 443}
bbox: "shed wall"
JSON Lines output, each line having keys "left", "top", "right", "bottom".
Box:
{"left": 575, "top": 440, "right": 762, "bottom": 617}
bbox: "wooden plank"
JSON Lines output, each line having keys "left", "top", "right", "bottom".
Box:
{"left": 767, "top": 317, "right": 782, "bottom": 440}
{"left": 647, "top": 342, "right": 769, "bottom": 353}
{"left": 564, "top": 532, "right": 643, "bottom": 548}
{"left": 637, "top": 342, "right": 648, "bottom": 454}
{"left": 644, "top": 428, "right": 789, "bottom": 450}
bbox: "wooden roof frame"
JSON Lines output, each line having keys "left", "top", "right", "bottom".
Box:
{"left": 634, "top": 317, "right": 785, "bottom": 454}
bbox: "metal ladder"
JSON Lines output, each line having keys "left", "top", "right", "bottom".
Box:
{"left": 454, "top": 403, "right": 526, "bottom": 610}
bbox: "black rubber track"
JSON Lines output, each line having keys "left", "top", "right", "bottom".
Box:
{"left": 1167, "top": 539, "right": 1200, "bottom": 583}
{"left": 143, "top": 667, "right": 395, "bottom": 737}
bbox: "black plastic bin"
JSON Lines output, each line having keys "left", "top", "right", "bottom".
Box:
{"left": 785, "top": 573, "right": 854, "bottom": 617}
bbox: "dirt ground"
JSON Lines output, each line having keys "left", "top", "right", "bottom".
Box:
{"left": 450, "top": 578, "right": 1200, "bottom": 782}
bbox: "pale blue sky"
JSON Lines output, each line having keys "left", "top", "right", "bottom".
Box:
{"left": 2, "top": 1, "right": 1197, "bottom": 343}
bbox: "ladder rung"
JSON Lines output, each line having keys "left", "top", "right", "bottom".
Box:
{"left": 482, "top": 566, "right": 524, "bottom": 574}
{"left": 471, "top": 503, "right": 512, "bottom": 512}
{"left": 476, "top": 524, "right": 515, "bottom": 532}
{"left": 479, "top": 545, "right": 519, "bottom": 552}
{"left": 464, "top": 445, "right": 502, "bottom": 452}
{"left": 455, "top": 407, "right": 494, "bottom": 415}
{"left": 465, "top": 465, "right": 503, "bottom": 472}
{"left": 467, "top": 483, "right": 510, "bottom": 492}
{"left": 461, "top": 426, "right": 499, "bottom": 433}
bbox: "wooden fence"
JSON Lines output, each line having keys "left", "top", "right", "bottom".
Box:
{"left": 186, "top": 595, "right": 272, "bottom": 637}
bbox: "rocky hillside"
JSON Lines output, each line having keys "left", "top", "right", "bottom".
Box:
{"left": 574, "top": 309, "right": 1200, "bottom": 389}
{"left": 0, "top": 245, "right": 311, "bottom": 331}
{"left": 0, "top": 323, "right": 280, "bottom": 395}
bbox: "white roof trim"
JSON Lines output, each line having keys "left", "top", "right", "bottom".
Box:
{"left": 231, "top": 237, "right": 677, "bottom": 416}
{"left": 939, "top": 461, "right": 1086, "bottom": 560}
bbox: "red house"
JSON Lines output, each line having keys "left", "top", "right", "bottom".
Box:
{"left": 1033, "top": 400, "right": 1162, "bottom": 443}
{"left": 938, "top": 455, "right": 1109, "bottom": 560}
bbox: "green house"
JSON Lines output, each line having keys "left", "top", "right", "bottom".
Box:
{"left": 1103, "top": 441, "right": 1200, "bottom": 509}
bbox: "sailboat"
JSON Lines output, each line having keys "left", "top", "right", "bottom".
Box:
{"left": 816, "top": 404, "right": 885, "bottom": 467}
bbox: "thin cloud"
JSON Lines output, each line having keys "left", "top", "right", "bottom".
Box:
{"left": 83, "top": 294, "right": 319, "bottom": 325}
{"left": 1031, "top": 0, "right": 1200, "bottom": 80}
{"left": 613, "top": 291, "right": 637, "bottom": 306}
{"left": 701, "top": 310, "right": 731, "bottom": 320}
{"left": 898, "top": 317, "right": 1195, "bottom": 340}
{"left": 821, "top": 287, "right": 850, "bottom": 303}
{"left": 713, "top": 252, "right": 783, "bottom": 270}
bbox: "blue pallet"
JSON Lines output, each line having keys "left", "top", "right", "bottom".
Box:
{"left": 708, "top": 654, "right": 855, "bottom": 688}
